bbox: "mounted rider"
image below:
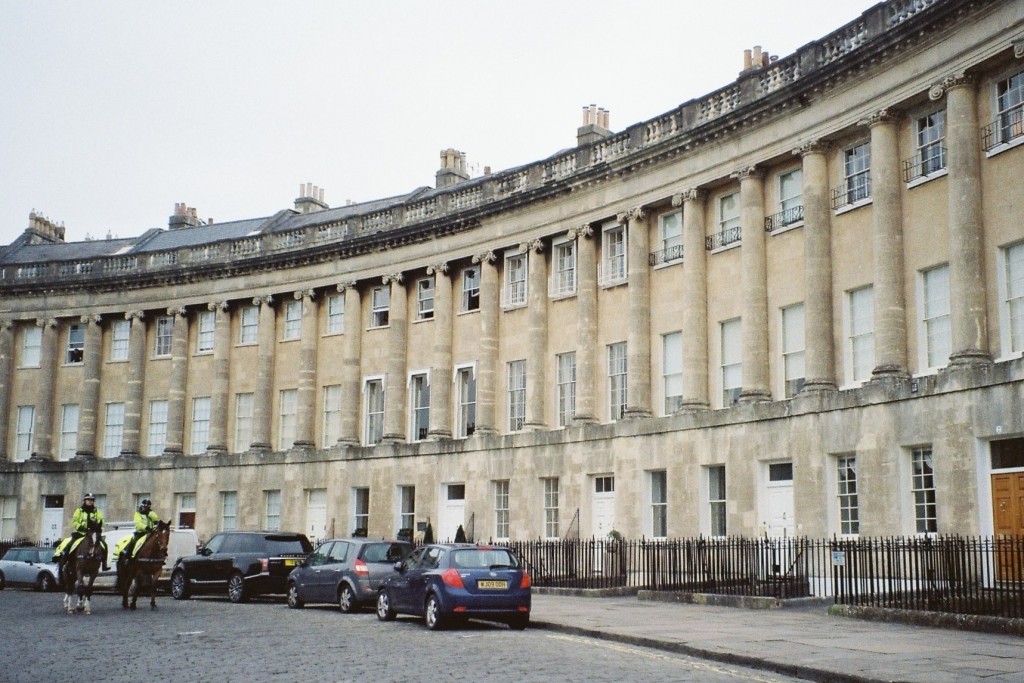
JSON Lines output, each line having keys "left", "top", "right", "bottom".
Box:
{"left": 52, "top": 493, "right": 110, "bottom": 575}
{"left": 116, "top": 498, "right": 161, "bottom": 563}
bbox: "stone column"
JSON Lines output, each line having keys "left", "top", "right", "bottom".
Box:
{"left": 121, "top": 311, "right": 146, "bottom": 457}
{"left": 295, "top": 289, "right": 319, "bottom": 447}
{"left": 736, "top": 167, "right": 771, "bottom": 402}
{"left": 427, "top": 264, "right": 453, "bottom": 440}
{"left": 29, "top": 318, "right": 58, "bottom": 460}
{"left": 74, "top": 315, "right": 103, "bottom": 458}
{"left": 797, "top": 142, "right": 837, "bottom": 392}
{"left": 473, "top": 251, "right": 499, "bottom": 435}
{"left": 525, "top": 239, "right": 548, "bottom": 430}
{"left": 0, "top": 321, "right": 12, "bottom": 460}
{"left": 251, "top": 296, "right": 276, "bottom": 450}
{"left": 338, "top": 283, "right": 362, "bottom": 446}
{"left": 679, "top": 190, "right": 710, "bottom": 411}
{"left": 622, "top": 207, "right": 653, "bottom": 418}
{"left": 572, "top": 225, "right": 599, "bottom": 425}
{"left": 939, "top": 75, "right": 991, "bottom": 366}
{"left": 207, "top": 302, "right": 230, "bottom": 454}
{"left": 866, "top": 110, "right": 909, "bottom": 378}
{"left": 163, "top": 306, "right": 189, "bottom": 455}
{"left": 381, "top": 274, "right": 408, "bottom": 443}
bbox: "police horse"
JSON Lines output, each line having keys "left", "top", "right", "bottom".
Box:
{"left": 61, "top": 528, "right": 102, "bottom": 614}
{"left": 119, "top": 520, "right": 171, "bottom": 610}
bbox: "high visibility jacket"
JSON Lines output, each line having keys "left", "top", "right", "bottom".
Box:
{"left": 72, "top": 506, "right": 104, "bottom": 534}
{"left": 134, "top": 510, "right": 160, "bottom": 533}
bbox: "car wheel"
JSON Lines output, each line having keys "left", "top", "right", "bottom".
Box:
{"left": 338, "top": 583, "right": 356, "bottom": 614}
{"left": 286, "top": 581, "right": 304, "bottom": 609}
{"left": 227, "top": 572, "right": 248, "bottom": 603}
{"left": 424, "top": 594, "right": 446, "bottom": 631}
{"left": 0, "top": 570, "right": 5, "bottom": 590}
{"left": 170, "top": 570, "right": 190, "bottom": 600}
{"left": 508, "top": 614, "right": 529, "bottom": 631}
{"left": 376, "top": 590, "right": 396, "bottom": 621}
{"left": 38, "top": 572, "right": 56, "bottom": 592}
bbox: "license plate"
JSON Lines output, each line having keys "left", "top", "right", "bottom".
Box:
{"left": 283, "top": 559, "right": 298, "bottom": 567}
{"left": 477, "top": 580, "right": 508, "bottom": 590}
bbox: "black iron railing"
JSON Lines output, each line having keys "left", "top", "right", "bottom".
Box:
{"left": 982, "top": 108, "right": 1024, "bottom": 151}
{"left": 705, "top": 226, "right": 742, "bottom": 251}
{"left": 902, "top": 146, "right": 946, "bottom": 183}
{"left": 764, "top": 205, "right": 805, "bottom": 232}
{"left": 648, "top": 244, "right": 684, "bottom": 266}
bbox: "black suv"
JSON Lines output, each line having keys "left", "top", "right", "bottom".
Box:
{"left": 170, "top": 531, "right": 312, "bottom": 603}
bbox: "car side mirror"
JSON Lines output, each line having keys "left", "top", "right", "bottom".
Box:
{"left": 201, "top": 546, "right": 213, "bottom": 556}
{"left": 394, "top": 561, "right": 404, "bottom": 572}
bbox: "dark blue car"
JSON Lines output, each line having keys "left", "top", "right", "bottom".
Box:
{"left": 376, "top": 543, "right": 531, "bottom": 630}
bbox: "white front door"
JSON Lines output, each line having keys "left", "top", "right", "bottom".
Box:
{"left": 591, "top": 475, "right": 615, "bottom": 572}
{"left": 438, "top": 484, "right": 465, "bottom": 541}
{"left": 305, "top": 489, "right": 327, "bottom": 542}
{"left": 764, "top": 462, "right": 794, "bottom": 538}
{"left": 40, "top": 495, "right": 65, "bottom": 545}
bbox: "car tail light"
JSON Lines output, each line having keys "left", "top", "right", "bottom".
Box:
{"left": 354, "top": 558, "right": 368, "bottom": 576}
{"left": 259, "top": 558, "right": 269, "bottom": 572}
{"left": 441, "top": 568, "right": 464, "bottom": 589}
{"left": 520, "top": 571, "right": 531, "bottom": 589}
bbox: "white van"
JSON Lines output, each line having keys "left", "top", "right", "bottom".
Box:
{"left": 94, "top": 522, "right": 200, "bottom": 590}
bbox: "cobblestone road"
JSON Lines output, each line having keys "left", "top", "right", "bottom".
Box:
{"left": 0, "top": 588, "right": 806, "bottom": 682}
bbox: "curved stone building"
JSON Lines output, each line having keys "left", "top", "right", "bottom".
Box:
{"left": 2, "top": 0, "right": 1023, "bottom": 546}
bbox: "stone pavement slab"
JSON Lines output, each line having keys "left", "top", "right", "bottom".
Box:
{"left": 529, "top": 594, "right": 1024, "bottom": 683}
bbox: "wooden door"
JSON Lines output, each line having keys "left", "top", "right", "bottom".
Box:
{"left": 992, "top": 472, "right": 1024, "bottom": 581}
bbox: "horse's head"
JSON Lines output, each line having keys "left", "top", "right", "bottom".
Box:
{"left": 152, "top": 521, "right": 171, "bottom": 558}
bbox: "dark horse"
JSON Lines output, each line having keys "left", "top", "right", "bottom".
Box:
{"left": 62, "top": 528, "right": 102, "bottom": 614}
{"left": 120, "top": 520, "right": 170, "bottom": 610}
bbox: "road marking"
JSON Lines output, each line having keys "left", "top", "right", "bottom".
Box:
{"left": 176, "top": 631, "right": 205, "bottom": 636}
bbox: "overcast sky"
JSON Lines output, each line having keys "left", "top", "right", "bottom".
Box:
{"left": 0, "top": 0, "right": 879, "bottom": 247}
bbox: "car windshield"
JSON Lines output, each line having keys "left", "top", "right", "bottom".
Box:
{"left": 450, "top": 548, "right": 519, "bottom": 570}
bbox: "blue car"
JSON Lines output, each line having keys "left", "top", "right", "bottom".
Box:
{"left": 376, "top": 543, "right": 531, "bottom": 630}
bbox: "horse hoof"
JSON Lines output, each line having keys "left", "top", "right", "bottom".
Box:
{"left": 130, "top": 603, "right": 136, "bottom": 611}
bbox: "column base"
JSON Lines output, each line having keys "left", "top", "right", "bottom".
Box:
{"left": 799, "top": 379, "right": 837, "bottom": 394}
{"left": 427, "top": 429, "right": 452, "bottom": 441}
{"left": 29, "top": 453, "right": 53, "bottom": 462}
{"left": 524, "top": 421, "right": 547, "bottom": 432}
{"left": 72, "top": 452, "right": 97, "bottom": 461}
{"left": 570, "top": 415, "right": 599, "bottom": 427}
{"left": 162, "top": 448, "right": 184, "bottom": 457}
{"left": 205, "top": 446, "right": 227, "bottom": 455}
{"left": 336, "top": 439, "right": 360, "bottom": 448}
{"left": 871, "top": 365, "right": 909, "bottom": 379}
{"left": 675, "top": 400, "right": 710, "bottom": 413}
{"left": 948, "top": 350, "right": 992, "bottom": 367}
{"left": 118, "top": 451, "right": 141, "bottom": 459}
{"left": 472, "top": 427, "right": 498, "bottom": 437}
{"left": 380, "top": 435, "right": 405, "bottom": 445}
{"left": 623, "top": 408, "right": 652, "bottom": 419}
{"left": 738, "top": 389, "right": 771, "bottom": 404}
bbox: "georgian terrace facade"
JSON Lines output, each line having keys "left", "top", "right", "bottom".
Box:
{"left": 2, "top": 0, "right": 1023, "bottom": 546}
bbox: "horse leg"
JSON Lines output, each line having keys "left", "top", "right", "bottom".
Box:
{"left": 83, "top": 572, "right": 97, "bottom": 615}
{"left": 128, "top": 572, "right": 138, "bottom": 610}
{"left": 150, "top": 572, "right": 158, "bottom": 609}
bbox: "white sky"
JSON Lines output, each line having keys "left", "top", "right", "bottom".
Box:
{"left": 0, "top": 0, "right": 879, "bottom": 246}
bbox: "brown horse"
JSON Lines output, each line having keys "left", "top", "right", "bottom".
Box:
{"left": 62, "top": 528, "right": 102, "bottom": 614}
{"left": 120, "top": 520, "right": 170, "bottom": 610}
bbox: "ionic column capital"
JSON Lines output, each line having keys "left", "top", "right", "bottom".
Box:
{"left": 0, "top": 319, "right": 13, "bottom": 331}
{"left": 426, "top": 262, "right": 449, "bottom": 276}
{"left": 567, "top": 224, "right": 594, "bottom": 240}
{"left": 1012, "top": 36, "right": 1024, "bottom": 59}
{"left": 166, "top": 306, "right": 188, "bottom": 318}
{"left": 80, "top": 314, "right": 102, "bottom": 326}
{"left": 860, "top": 108, "right": 902, "bottom": 127}
{"left": 793, "top": 139, "right": 831, "bottom": 157}
{"left": 472, "top": 251, "right": 497, "bottom": 265}
{"left": 207, "top": 301, "right": 229, "bottom": 312}
{"left": 252, "top": 295, "right": 274, "bottom": 307}
{"left": 680, "top": 188, "right": 707, "bottom": 204}
{"left": 617, "top": 207, "right": 647, "bottom": 224}
{"left": 929, "top": 73, "right": 976, "bottom": 100}
{"left": 731, "top": 165, "right": 763, "bottom": 181}
{"left": 336, "top": 281, "right": 358, "bottom": 293}
{"left": 519, "top": 239, "right": 544, "bottom": 254}
{"left": 382, "top": 273, "right": 404, "bottom": 285}
{"left": 294, "top": 288, "right": 316, "bottom": 301}
{"left": 36, "top": 318, "right": 57, "bottom": 329}
{"left": 125, "top": 311, "right": 145, "bottom": 322}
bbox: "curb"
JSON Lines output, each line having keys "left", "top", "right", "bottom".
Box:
{"left": 529, "top": 619, "right": 889, "bottom": 683}
{"left": 829, "top": 604, "right": 1024, "bottom": 637}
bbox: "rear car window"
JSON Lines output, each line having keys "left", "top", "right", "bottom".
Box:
{"left": 451, "top": 548, "right": 520, "bottom": 569}
{"left": 263, "top": 535, "right": 312, "bottom": 555}
{"left": 361, "top": 542, "right": 411, "bottom": 563}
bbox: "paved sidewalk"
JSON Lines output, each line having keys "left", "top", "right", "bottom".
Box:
{"left": 530, "top": 594, "right": 1024, "bottom": 683}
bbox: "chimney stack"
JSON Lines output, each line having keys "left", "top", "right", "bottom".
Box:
{"left": 169, "top": 202, "right": 203, "bottom": 230}
{"left": 577, "top": 104, "right": 612, "bottom": 146}
{"left": 741, "top": 45, "right": 772, "bottom": 74}
{"left": 436, "top": 148, "right": 470, "bottom": 188}
{"left": 295, "top": 183, "right": 329, "bottom": 214}
{"left": 24, "top": 211, "right": 66, "bottom": 244}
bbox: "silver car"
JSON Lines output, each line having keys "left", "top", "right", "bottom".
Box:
{"left": 287, "top": 538, "right": 413, "bottom": 613}
{"left": 0, "top": 546, "right": 59, "bottom": 592}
